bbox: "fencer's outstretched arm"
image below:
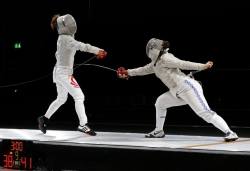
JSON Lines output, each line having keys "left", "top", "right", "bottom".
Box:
{"left": 116, "top": 63, "right": 154, "bottom": 79}
{"left": 127, "top": 63, "right": 154, "bottom": 76}
{"left": 162, "top": 53, "right": 209, "bottom": 71}
{"left": 67, "top": 36, "right": 100, "bottom": 53}
{"left": 67, "top": 36, "right": 107, "bottom": 59}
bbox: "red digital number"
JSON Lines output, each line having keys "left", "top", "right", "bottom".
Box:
{"left": 20, "top": 157, "right": 27, "bottom": 169}
{"left": 20, "top": 157, "right": 32, "bottom": 169}
{"left": 29, "top": 157, "right": 33, "bottom": 169}
{"left": 11, "top": 141, "right": 23, "bottom": 152}
{"left": 3, "top": 154, "right": 14, "bottom": 168}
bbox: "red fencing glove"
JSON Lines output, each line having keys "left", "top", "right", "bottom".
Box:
{"left": 117, "top": 67, "right": 129, "bottom": 79}
{"left": 96, "top": 50, "right": 107, "bottom": 60}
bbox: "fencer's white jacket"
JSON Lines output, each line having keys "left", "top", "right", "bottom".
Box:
{"left": 53, "top": 35, "right": 101, "bottom": 81}
{"left": 128, "top": 51, "right": 207, "bottom": 96}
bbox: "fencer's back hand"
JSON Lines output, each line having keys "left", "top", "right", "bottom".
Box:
{"left": 204, "top": 61, "right": 213, "bottom": 69}
{"left": 96, "top": 50, "right": 107, "bottom": 60}
{"left": 117, "top": 67, "right": 129, "bottom": 80}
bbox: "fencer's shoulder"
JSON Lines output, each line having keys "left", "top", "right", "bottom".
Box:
{"left": 162, "top": 52, "right": 175, "bottom": 59}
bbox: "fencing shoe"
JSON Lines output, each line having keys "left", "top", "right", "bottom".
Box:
{"left": 38, "top": 116, "right": 49, "bottom": 134}
{"left": 78, "top": 124, "right": 97, "bottom": 136}
{"left": 224, "top": 131, "right": 238, "bottom": 142}
{"left": 145, "top": 129, "right": 165, "bottom": 138}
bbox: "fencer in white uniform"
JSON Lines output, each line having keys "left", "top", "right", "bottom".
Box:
{"left": 117, "top": 38, "right": 238, "bottom": 142}
{"left": 38, "top": 14, "right": 107, "bottom": 136}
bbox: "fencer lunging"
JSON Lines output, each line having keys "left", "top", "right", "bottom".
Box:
{"left": 117, "top": 38, "right": 238, "bottom": 142}
{"left": 38, "top": 14, "right": 107, "bottom": 136}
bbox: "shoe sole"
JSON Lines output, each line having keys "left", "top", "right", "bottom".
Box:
{"left": 77, "top": 129, "right": 97, "bottom": 136}
{"left": 145, "top": 135, "right": 165, "bottom": 138}
{"left": 224, "top": 137, "right": 239, "bottom": 142}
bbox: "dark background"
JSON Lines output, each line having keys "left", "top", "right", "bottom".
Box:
{"left": 1, "top": 0, "right": 249, "bottom": 131}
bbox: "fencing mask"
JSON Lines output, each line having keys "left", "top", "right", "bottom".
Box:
{"left": 146, "top": 38, "right": 170, "bottom": 61}
{"left": 57, "top": 14, "right": 77, "bottom": 36}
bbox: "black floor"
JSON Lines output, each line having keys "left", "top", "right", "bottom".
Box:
{"left": 1, "top": 139, "right": 249, "bottom": 171}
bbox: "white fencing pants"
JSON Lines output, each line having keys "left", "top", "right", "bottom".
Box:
{"left": 45, "top": 74, "right": 87, "bottom": 126}
{"left": 154, "top": 78, "right": 231, "bottom": 134}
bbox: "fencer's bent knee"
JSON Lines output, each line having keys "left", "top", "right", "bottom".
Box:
{"left": 73, "top": 93, "right": 85, "bottom": 101}
{"left": 56, "top": 96, "right": 67, "bottom": 105}
{"left": 198, "top": 110, "right": 216, "bottom": 123}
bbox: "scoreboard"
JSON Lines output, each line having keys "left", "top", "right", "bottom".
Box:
{"left": 1, "top": 139, "right": 33, "bottom": 170}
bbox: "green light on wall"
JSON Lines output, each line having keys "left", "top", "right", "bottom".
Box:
{"left": 14, "top": 42, "right": 22, "bottom": 49}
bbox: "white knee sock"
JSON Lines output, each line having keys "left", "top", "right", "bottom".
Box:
{"left": 75, "top": 100, "right": 88, "bottom": 126}
{"left": 210, "top": 114, "right": 231, "bottom": 134}
{"left": 155, "top": 108, "right": 167, "bottom": 131}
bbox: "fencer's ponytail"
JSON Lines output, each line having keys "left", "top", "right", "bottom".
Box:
{"left": 158, "top": 41, "right": 170, "bottom": 57}
{"left": 154, "top": 40, "right": 170, "bottom": 66}
{"left": 162, "top": 41, "right": 170, "bottom": 50}
{"left": 50, "top": 14, "right": 60, "bottom": 31}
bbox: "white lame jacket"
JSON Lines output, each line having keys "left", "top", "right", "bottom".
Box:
{"left": 128, "top": 52, "right": 206, "bottom": 90}
{"left": 55, "top": 35, "right": 100, "bottom": 75}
